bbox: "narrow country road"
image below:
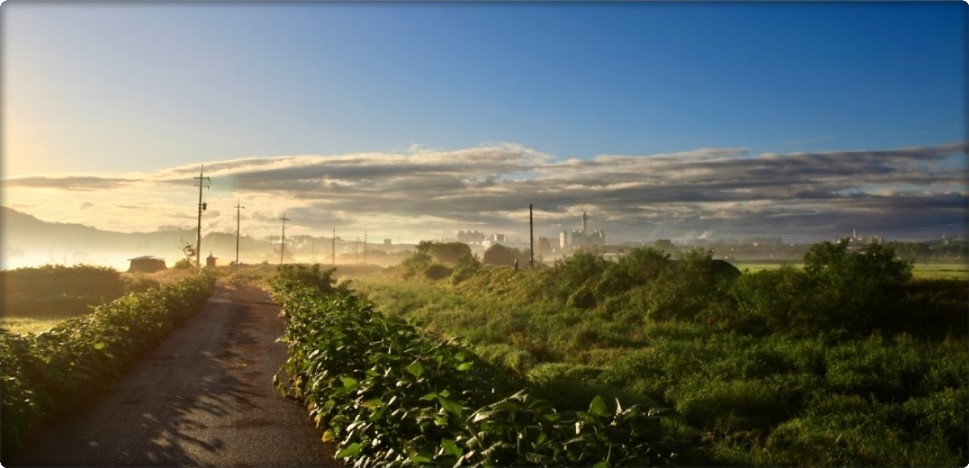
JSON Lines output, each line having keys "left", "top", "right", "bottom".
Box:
{"left": 10, "top": 282, "right": 337, "bottom": 467}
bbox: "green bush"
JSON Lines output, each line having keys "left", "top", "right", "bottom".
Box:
{"left": 803, "top": 240, "right": 913, "bottom": 333}
{"left": 767, "top": 394, "right": 963, "bottom": 467}
{"left": 639, "top": 249, "right": 738, "bottom": 321}
{"left": 482, "top": 243, "right": 530, "bottom": 267}
{"left": 270, "top": 263, "right": 349, "bottom": 298}
{"left": 424, "top": 263, "right": 452, "bottom": 280}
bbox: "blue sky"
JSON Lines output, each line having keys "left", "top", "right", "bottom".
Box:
{"left": 1, "top": 1, "right": 966, "bottom": 245}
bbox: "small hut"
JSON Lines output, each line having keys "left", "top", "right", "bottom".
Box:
{"left": 128, "top": 255, "right": 167, "bottom": 273}
{"left": 205, "top": 252, "right": 217, "bottom": 268}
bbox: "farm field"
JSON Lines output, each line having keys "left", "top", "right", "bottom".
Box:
{"left": 733, "top": 260, "right": 969, "bottom": 280}
{"left": 0, "top": 265, "right": 209, "bottom": 334}
{"left": 345, "top": 241, "right": 968, "bottom": 466}
{"left": 0, "top": 316, "right": 72, "bottom": 335}
{"left": 910, "top": 262, "right": 969, "bottom": 280}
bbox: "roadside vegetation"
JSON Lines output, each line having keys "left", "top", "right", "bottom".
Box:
{"left": 351, "top": 239, "right": 967, "bottom": 466}
{"left": 272, "top": 264, "right": 676, "bottom": 466}
{"left": 0, "top": 272, "right": 216, "bottom": 457}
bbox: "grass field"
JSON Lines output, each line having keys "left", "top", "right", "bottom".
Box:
{"left": 910, "top": 262, "right": 969, "bottom": 280}
{"left": 733, "top": 260, "right": 968, "bottom": 280}
{"left": 0, "top": 316, "right": 71, "bottom": 335}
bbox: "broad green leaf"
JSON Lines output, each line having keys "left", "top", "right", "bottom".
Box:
{"left": 362, "top": 398, "right": 383, "bottom": 410}
{"left": 405, "top": 361, "right": 425, "bottom": 379}
{"left": 339, "top": 376, "right": 359, "bottom": 392}
{"left": 336, "top": 442, "right": 362, "bottom": 459}
{"left": 588, "top": 395, "right": 610, "bottom": 418}
{"left": 408, "top": 452, "right": 432, "bottom": 464}
{"left": 456, "top": 361, "right": 474, "bottom": 372}
{"left": 93, "top": 342, "right": 106, "bottom": 350}
{"left": 441, "top": 438, "right": 463, "bottom": 457}
{"left": 438, "top": 395, "right": 464, "bottom": 418}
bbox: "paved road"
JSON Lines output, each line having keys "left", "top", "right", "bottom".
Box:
{"left": 11, "top": 283, "right": 337, "bottom": 467}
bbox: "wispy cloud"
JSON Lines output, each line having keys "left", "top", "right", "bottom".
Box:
{"left": 3, "top": 142, "right": 966, "bottom": 242}
{"left": 2, "top": 176, "right": 137, "bottom": 190}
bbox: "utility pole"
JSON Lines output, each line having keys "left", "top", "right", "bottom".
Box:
{"left": 279, "top": 212, "right": 290, "bottom": 265}
{"left": 234, "top": 199, "right": 245, "bottom": 267}
{"left": 529, "top": 203, "right": 534, "bottom": 268}
{"left": 332, "top": 227, "right": 336, "bottom": 265}
{"left": 194, "top": 165, "right": 210, "bottom": 268}
{"left": 363, "top": 231, "right": 367, "bottom": 265}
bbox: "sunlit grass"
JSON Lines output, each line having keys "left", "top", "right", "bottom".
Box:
{"left": 0, "top": 316, "right": 70, "bottom": 335}
{"left": 911, "top": 262, "right": 969, "bottom": 280}
{"left": 734, "top": 261, "right": 968, "bottom": 280}
{"left": 733, "top": 262, "right": 802, "bottom": 273}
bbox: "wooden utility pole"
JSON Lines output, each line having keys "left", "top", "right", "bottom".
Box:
{"left": 529, "top": 203, "right": 534, "bottom": 268}
{"left": 194, "top": 165, "right": 210, "bottom": 268}
{"left": 234, "top": 200, "right": 245, "bottom": 267}
{"left": 332, "top": 227, "right": 336, "bottom": 265}
{"left": 279, "top": 213, "right": 290, "bottom": 265}
{"left": 363, "top": 231, "right": 367, "bottom": 265}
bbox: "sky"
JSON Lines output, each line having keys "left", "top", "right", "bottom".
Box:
{"left": 1, "top": 1, "right": 967, "bottom": 245}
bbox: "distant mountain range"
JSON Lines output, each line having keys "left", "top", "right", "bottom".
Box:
{"left": 2, "top": 206, "right": 202, "bottom": 270}
{"left": 1, "top": 207, "right": 411, "bottom": 270}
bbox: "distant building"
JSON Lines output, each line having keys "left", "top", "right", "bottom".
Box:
{"left": 128, "top": 255, "right": 166, "bottom": 273}
{"left": 565, "top": 212, "right": 605, "bottom": 249}
{"left": 457, "top": 230, "right": 487, "bottom": 244}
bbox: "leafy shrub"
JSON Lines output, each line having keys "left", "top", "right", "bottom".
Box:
{"left": 900, "top": 387, "right": 969, "bottom": 455}
{"left": 803, "top": 240, "right": 913, "bottom": 333}
{"left": 270, "top": 263, "right": 349, "bottom": 299}
{"left": 725, "top": 265, "right": 815, "bottom": 334}
{"left": 424, "top": 263, "right": 452, "bottom": 280}
{"left": 673, "top": 377, "right": 802, "bottom": 431}
{"left": 122, "top": 274, "right": 161, "bottom": 294}
{"left": 766, "top": 394, "right": 963, "bottom": 467}
{"left": 397, "top": 242, "right": 478, "bottom": 281}
{"left": 889, "top": 279, "right": 968, "bottom": 339}
{"left": 639, "top": 249, "right": 738, "bottom": 321}
{"left": 482, "top": 243, "right": 530, "bottom": 267}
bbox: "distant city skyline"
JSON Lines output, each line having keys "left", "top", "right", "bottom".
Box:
{"left": 2, "top": 2, "right": 966, "bottom": 244}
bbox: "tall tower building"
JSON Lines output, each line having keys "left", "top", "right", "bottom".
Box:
{"left": 582, "top": 212, "right": 588, "bottom": 233}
